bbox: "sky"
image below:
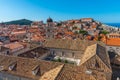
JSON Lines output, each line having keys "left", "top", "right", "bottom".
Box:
{"left": 0, "top": 0, "right": 120, "bottom": 23}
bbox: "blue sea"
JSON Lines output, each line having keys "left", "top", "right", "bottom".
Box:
{"left": 106, "top": 23, "right": 120, "bottom": 28}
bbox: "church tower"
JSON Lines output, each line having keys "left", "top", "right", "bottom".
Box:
{"left": 45, "top": 17, "right": 54, "bottom": 39}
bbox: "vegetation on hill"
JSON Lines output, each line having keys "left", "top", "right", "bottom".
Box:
{"left": 4, "top": 19, "right": 33, "bottom": 25}
{"left": 79, "top": 30, "right": 88, "bottom": 35}
{"left": 100, "top": 30, "right": 109, "bottom": 35}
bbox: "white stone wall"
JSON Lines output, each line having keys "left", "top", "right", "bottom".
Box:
{"left": 54, "top": 56, "right": 80, "bottom": 65}
{"left": 49, "top": 48, "right": 81, "bottom": 59}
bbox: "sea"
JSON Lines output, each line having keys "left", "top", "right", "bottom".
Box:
{"left": 106, "top": 23, "right": 120, "bottom": 28}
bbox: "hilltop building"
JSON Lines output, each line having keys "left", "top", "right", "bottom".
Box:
{"left": 80, "top": 18, "right": 93, "bottom": 23}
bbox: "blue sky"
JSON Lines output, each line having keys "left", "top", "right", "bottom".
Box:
{"left": 0, "top": 0, "right": 120, "bottom": 23}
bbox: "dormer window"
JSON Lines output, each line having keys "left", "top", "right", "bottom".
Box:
{"left": 9, "top": 62, "right": 17, "bottom": 71}
{"left": 32, "top": 65, "right": 40, "bottom": 76}
{"left": 95, "top": 60, "right": 100, "bottom": 68}
{"left": 0, "top": 66, "right": 4, "bottom": 71}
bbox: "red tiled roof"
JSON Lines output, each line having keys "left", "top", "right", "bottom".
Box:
{"left": 106, "top": 38, "right": 120, "bottom": 46}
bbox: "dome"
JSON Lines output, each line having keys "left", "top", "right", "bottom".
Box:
{"left": 47, "top": 17, "right": 53, "bottom": 23}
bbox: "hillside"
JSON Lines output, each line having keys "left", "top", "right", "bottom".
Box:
{"left": 4, "top": 19, "right": 33, "bottom": 25}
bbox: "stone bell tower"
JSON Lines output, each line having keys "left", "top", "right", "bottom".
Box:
{"left": 45, "top": 17, "right": 54, "bottom": 39}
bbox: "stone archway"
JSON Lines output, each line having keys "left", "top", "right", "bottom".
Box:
{"left": 109, "top": 47, "right": 115, "bottom": 53}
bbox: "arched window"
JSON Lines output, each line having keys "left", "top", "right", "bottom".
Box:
{"left": 109, "top": 47, "right": 115, "bottom": 52}
{"left": 116, "top": 47, "right": 119, "bottom": 51}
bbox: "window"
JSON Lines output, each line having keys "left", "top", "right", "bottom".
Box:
{"left": 62, "top": 51, "right": 65, "bottom": 56}
{"left": 72, "top": 52, "right": 75, "bottom": 57}
{"left": 116, "top": 47, "right": 119, "bottom": 51}
{"left": 95, "top": 60, "right": 100, "bottom": 68}
{"left": 47, "top": 29, "right": 50, "bottom": 32}
{"left": 53, "top": 51, "right": 56, "bottom": 55}
{"left": 109, "top": 47, "right": 112, "bottom": 48}
{"left": 32, "top": 65, "right": 40, "bottom": 76}
{"left": 109, "top": 47, "right": 114, "bottom": 52}
{"left": 9, "top": 63, "right": 17, "bottom": 71}
{"left": 6, "top": 51, "right": 9, "bottom": 55}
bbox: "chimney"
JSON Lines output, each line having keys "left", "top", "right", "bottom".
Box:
{"left": 0, "top": 66, "right": 4, "bottom": 71}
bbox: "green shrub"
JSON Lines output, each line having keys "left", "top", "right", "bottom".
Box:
{"left": 64, "top": 60, "right": 68, "bottom": 63}
{"left": 79, "top": 30, "right": 88, "bottom": 35}
{"left": 100, "top": 30, "right": 109, "bottom": 35}
{"left": 58, "top": 58, "right": 61, "bottom": 62}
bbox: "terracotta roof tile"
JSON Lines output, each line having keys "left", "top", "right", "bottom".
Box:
{"left": 44, "top": 39, "right": 96, "bottom": 51}
{"left": 0, "top": 55, "right": 63, "bottom": 80}
{"left": 4, "top": 42, "right": 24, "bottom": 50}
{"left": 106, "top": 38, "right": 120, "bottom": 46}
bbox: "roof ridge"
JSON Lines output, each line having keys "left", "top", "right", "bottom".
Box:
{"left": 96, "top": 44, "right": 112, "bottom": 71}
{"left": 39, "top": 64, "right": 64, "bottom": 80}
{"left": 54, "top": 64, "right": 65, "bottom": 80}
{"left": 80, "top": 44, "right": 97, "bottom": 65}
{"left": 0, "top": 55, "right": 63, "bottom": 65}
{"left": 96, "top": 55, "right": 112, "bottom": 73}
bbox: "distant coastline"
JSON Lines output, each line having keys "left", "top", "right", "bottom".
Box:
{"left": 106, "top": 23, "right": 120, "bottom": 28}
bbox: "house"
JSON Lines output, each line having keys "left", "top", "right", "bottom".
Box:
{"left": 11, "top": 30, "right": 27, "bottom": 40}
{"left": 0, "top": 46, "right": 10, "bottom": 55}
{"left": 4, "top": 42, "right": 24, "bottom": 54}
{"left": 105, "top": 33, "right": 120, "bottom": 56}
{"left": 44, "top": 39, "right": 112, "bottom": 80}
{"left": 0, "top": 36, "right": 10, "bottom": 43}
{"left": 0, "top": 55, "right": 63, "bottom": 80}
{"left": 31, "top": 21, "right": 44, "bottom": 27}
{"left": 18, "top": 47, "right": 49, "bottom": 59}
{"left": 0, "top": 54, "right": 111, "bottom": 80}
{"left": 80, "top": 18, "right": 93, "bottom": 23}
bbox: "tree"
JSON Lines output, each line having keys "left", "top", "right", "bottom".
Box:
{"left": 79, "top": 30, "right": 88, "bottom": 35}
{"left": 57, "top": 23, "right": 62, "bottom": 26}
{"left": 58, "top": 58, "right": 61, "bottom": 62}
{"left": 98, "top": 36, "right": 102, "bottom": 41}
{"left": 74, "top": 31, "right": 79, "bottom": 34}
{"left": 73, "top": 26, "right": 77, "bottom": 29}
{"left": 100, "top": 30, "right": 109, "bottom": 35}
{"left": 64, "top": 60, "right": 68, "bottom": 63}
